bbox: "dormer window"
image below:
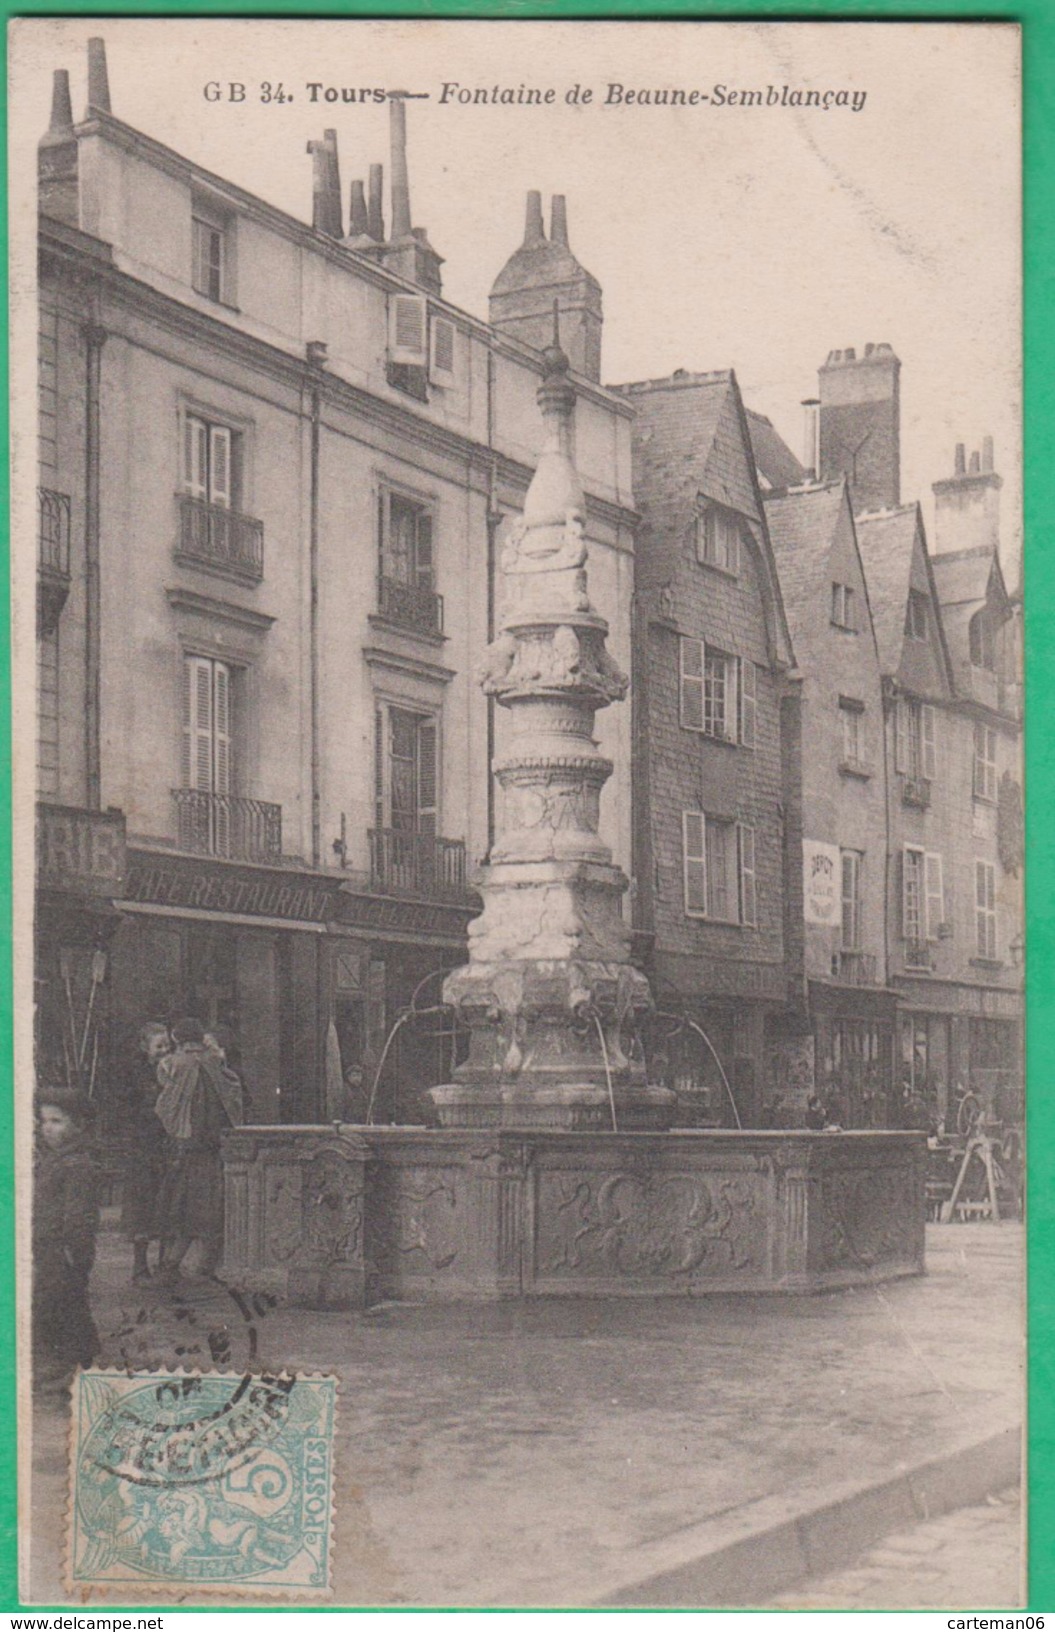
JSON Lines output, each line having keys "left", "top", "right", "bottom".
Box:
{"left": 905, "top": 590, "right": 928, "bottom": 641}
{"left": 969, "top": 609, "right": 997, "bottom": 670}
{"left": 695, "top": 505, "right": 740, "bottom": 575}
{"left": 192, "top": 197, "right": 234, "bottom": 305}
{"left": 831, "top": 583, "right": 856, "bottom": 631}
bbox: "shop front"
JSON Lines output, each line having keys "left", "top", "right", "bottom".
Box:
{"left": 895, "top": 975, "right": 1023, "bottom": 1134}
{"left": 807, "top": 980, "right": 898, "bottom": 1128}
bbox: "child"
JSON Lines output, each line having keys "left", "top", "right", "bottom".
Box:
{"left": 122, "top": 1022, "right": 170, "bottom": 1284}
{"left": 33, "top": 1090, "right": 102, "bottom": 1389}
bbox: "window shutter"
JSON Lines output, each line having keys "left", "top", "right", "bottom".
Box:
{"left": 683, "top": 811, "right": 706, "bottom": 914}
{"left": 894, "top": 700, "right": 907, "bottom": 773}
{"left": 921, "top": 705, "right": 937, "bottom": 779}
{"left": 738, "top": 658, "right": 756, "bottom": 748}
{"left": 738, "top": 823, "right": 757, "bottom": 926}
{"left": 924, "top": 852, "right": 944, "bottom": 940}
{"left": 212, "top": 661, "right": 232, "bottom": 796}
{"left": 209, "top": 425, "right": 232, "bottom": 509}
{"left": 415, "top": 511, "right": 434, "bottom": 590}
{"left": 680, "top": 638, "right": 704, "bottom": 731}
{"left": 389, "top": 293, "right": 428, "bottom": 364}
{"left": 429, "top": 315, "right": 456, "bottom": 385}
{"left": 727, "top": 518, "right": 740, "bottom": 576}
{"left": 845, "top": 587, "right": 855, "bottom": 632}
{"left": 417, "top": 719, "right": 438, "bottom": 837}
{"left": 374, "top": 707, "right": 385, "bottom": 829}
{"left": 184, "top": 416, "right": 208, "bottom": 499}
{"left": 183, "top": 655, "right": 214, "bottom": 792}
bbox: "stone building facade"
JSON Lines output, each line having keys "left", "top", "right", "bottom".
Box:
{"left": 33, "top": 40, "right": 636, "bottom": 1128}
{"left": 614, "top": 369, "right": 797, "bottom": 1128}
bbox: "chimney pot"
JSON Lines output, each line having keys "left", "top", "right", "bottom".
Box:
{"left": 368, "top": 164, "right": 385, "bottom": 241}
{"left": 982, "top": 435, "right": 995, "bottom": 472}
{"left": 550, "top": 194, "right": 569, "bottom": 247}
{"left": 348, "top": 179, "right": 369, "bottom": 238}
{"left": 524, "top": 190, "right": 545, "bottom": 247}
{"left": 955, "top": 443, "right": 966, "bottom": 476}
{"left": 389, "top": 93, "right": 412, "bottom": 240}
{"left": 969, "top": 449, "right": 980, "bottom": 474}
{"left": 865, "top": 342, "right": 875, "bottom": 357}
{"left": 844, "top": 347, "right": 856, "bottom": 362}
{"left": 306, "top": 340, "right": 328, "bottom": 368}
{"left": 87, "top": 38, "right": 111, "bottom": 114}
{"left": 45, "top": 68, "right": 75, "bottom": 137}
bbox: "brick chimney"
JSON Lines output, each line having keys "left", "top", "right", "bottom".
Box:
{"left": 307, "top": 128, "right": 343, "bottom": 239}
{"left": 38, "top": 68, "right": 79, "bottom": 226}
{"left": 817, "top": 342, "right": 900, "bottom": 513}
{"left": 378, "top": 93, "right": 443, "bottom": 295}
{"left": 489, "top": 191, "right": 603, "bottom": 382}
{"left": 931, "top": 438, "right": 1002, "bottom": 555}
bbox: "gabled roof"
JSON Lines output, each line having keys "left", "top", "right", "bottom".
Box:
{"left": 746, "top": 409, "right": 807, "bottom": 493}
{"left": 855, "top": 502, "right": 955, "bottom": 688}
{"left": 614, "top": 369, "right": 760, "bottom": 523}
{"left": 763, "top": 480, "right": 847, "bottom": 644}
{"left": 931, "top": 544, "right": 1011, "bottom": 615}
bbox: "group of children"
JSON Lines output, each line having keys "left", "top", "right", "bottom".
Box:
{"left": 32, "top": 1018, "right": 245, "bottom": 1392}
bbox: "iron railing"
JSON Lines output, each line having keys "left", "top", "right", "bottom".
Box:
{"left": 38, "top": 487, "right": 71, "bottom": 577}
{"left": 902, "top": 775, "right": 931, "bottom": 810}
{"left": 369, "top": 827, "right": 468, "bottom": 902}
{"left": 904, "top": 939, "right": 933, "bottom": 972}
{"left": 172, "top": 789, "right": 282, "bottom": 862}
{"left": 177, "top": 494, "right": 264, "bottom": 581}
{"left": 377, "top": 574, "right": 444, "bottom": 637}
{"left": 831, "top": 950, "right": 878, "bottom": 986}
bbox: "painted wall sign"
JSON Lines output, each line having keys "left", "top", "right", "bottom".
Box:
{"left": 37, "top": 803, "right": 126, "bottom": 896}
{"left": 803, "top": 840, "right": 841, "bottom": 926}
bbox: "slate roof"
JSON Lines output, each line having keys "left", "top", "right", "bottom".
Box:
{"left": 855, "top": 504, "right": 926, "bottom": 676}
{"left": 930, "top": 545, "right": 1006, "bottom": 612}
{"left": 746, "top": 409, "right": 807, "bottom": 492}
{"left": 763, "top": 481, "right": 846, "bottom": 647}
{"left": 615, "top": 370, "right": 761, "bottom": 523}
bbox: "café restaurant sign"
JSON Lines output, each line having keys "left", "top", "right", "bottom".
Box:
{"left": 803, "top": 839, "right": 841, "bottom": 926}
{"left": 37, "top": 804, "right": 126, "bottom": 897}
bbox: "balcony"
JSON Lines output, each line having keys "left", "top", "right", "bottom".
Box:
{"left": 904, "top": 939, "right": 933, "bottom": 972}
{"left": 38, "top": 487, "right": 71, "bottom": 634}
{"left": 902, "top": 775, "right": 931, "bottom": 810}
{"left": 831, "top": 950, "right": 877, "bottom": 986}
{"left": 176, "top": 494, "right": 264, "bottom": 584}
{"left": 172, "top": 789, "right": 282, "bottom": 862}
{"left": 377, "top": 574, "right": 444, "bottom": 639}
{"left": 369, "top": 827, "right": 470, "bottom": 903}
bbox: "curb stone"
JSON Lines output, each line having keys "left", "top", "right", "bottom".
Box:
{"left": 595, "top": 1424, "right": 1022, "bottom": 1607}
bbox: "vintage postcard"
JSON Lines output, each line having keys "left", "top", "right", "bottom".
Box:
{"left": 9, "top": 17, "right": 1023, "bottom": 1609}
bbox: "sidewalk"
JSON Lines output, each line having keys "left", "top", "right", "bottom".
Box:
{"left": 29, "top": 1220, "right": 1024, "bottom": 1607}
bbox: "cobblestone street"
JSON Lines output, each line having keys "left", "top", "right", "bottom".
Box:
{"left": 775, "top": 1486, "right": 1023, "bottom": 1609}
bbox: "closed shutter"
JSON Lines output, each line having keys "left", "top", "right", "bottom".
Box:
{"left": 209, "top": 425, "right": 232, "bottom": 508}
{"left": 924, "top": 852, "right": 944, "bottom": 940}
{"left": 417, "top": 719, "right": 438, "bottom": 837}
{"left": 430, "top": 315, "right": 456, "bottom": 385}
{"left": 374, "top": 707, "right": 385, "bottom": 828}
{"left": 183, "top": 655, "right": 215, "bottom": 791}
{"left": 738, "top": 658, "right": 756, "bottom": 747}
{"left": 683, "top": 811, "right": 707, "bottom": 914}
{"left": 680, "top": 638, "right": 704, "bottom": 731}
{"left": 921, "top": 705, "right": 937, "bottom": 780}
{"left": 184, "top": 415, "right": 208, "bottom": 499}
{"left": 738, "top": 823, "right": 757, "bottom": 926}
{"left": 212, "top": 662, "right": 232, "bottom": 795}
{"left": 389, "top": 293, "right": 428, "bottom": 364}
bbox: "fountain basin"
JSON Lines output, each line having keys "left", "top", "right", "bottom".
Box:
{"left": 222, "top": 1127, "right": 926, "bottom": 1307}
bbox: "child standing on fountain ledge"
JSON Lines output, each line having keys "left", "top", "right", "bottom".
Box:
{"left": 33, "top": 1089, "right": 102, "bottom": 1391}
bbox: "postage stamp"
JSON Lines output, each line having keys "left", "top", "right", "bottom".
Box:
{"left": 67, "top": 1370, "right": 336, "bottom": 1595}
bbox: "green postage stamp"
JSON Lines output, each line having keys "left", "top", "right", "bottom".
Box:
{"left": 67, "top": 1370, "right": 337, "bottom": 1595}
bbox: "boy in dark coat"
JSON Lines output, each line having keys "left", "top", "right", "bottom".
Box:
{"left": 33, "top": 1090, "right": 101, "bottom": 1389}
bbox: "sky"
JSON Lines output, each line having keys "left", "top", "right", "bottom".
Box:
{"left": 12, "top": 18, "right": 1022, "bottom": 577}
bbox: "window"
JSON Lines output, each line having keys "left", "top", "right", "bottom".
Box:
{"left": 679, "top": 637, "right": 743, "bottom": 743}
{"left": 841, "top": 850, "right": 863, "bottom": 951}
{"left": 895, "top": 699, "right": 937, "bottom": 780}
{"left": 682, "top": 812, "right": 756, "bottom": 924}
{"left": 976, "top": 860, "right": 997, "bottom": 959}
{"left": 375, "top": 704, "right": 438, "bottom": 835}
{"left": 429, "top": 315, "right": 457, "bottom": 387}
{"left": 973, "top": 723, "right": 997, "bottom": 801}
{"left": 839, "top": 699, "right": 864, "bottom": 765}
{"left": 184, "top": 414, "right": 241, "bottom": 511}
{"left": 969, "top": 610, "right": 996, "bottom": 670}
{"left": 831, "top": 583, "right": 856, "bottom": 631}
{"left": 192, "top": 207, "right": 230, "bottom": 303}
{"left": 903, "top": 846, "right": 944, "bottom": 942}
{"left": 696, "top": 506, "right": 740, "bottom": 574}
{"left": 905, "top": 590, "right": 928, "bottom": 640}
{"left": 377, "top": 490, "right": 439, "bottom": 642}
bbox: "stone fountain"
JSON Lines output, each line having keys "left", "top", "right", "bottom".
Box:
{"left": 222, "top": 318, "right": 926, "bottom": 1307}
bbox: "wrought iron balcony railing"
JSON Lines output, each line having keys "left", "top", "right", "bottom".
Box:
{"left": 831, "top": 950, "right": 878, "bottom": 986}
{"left": 904, "top": 939, "right": 933, "bottom": 972}
{"left": 377, "top": 574, "right": 444, "bottom": 638}
{"left": 177, "top": 494, "right": 264, "bottom": 581}
{"left": 39, "top": 487, "right": 71, "bottom": 577}
{"left": 369, "top": 827, "right": 469, "bottom": 903}
{"left": 172, "top": 789, "right": 282, "bottom": 862}
{"left": 902, "top": 775, "right": 932, "bottom": 810}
